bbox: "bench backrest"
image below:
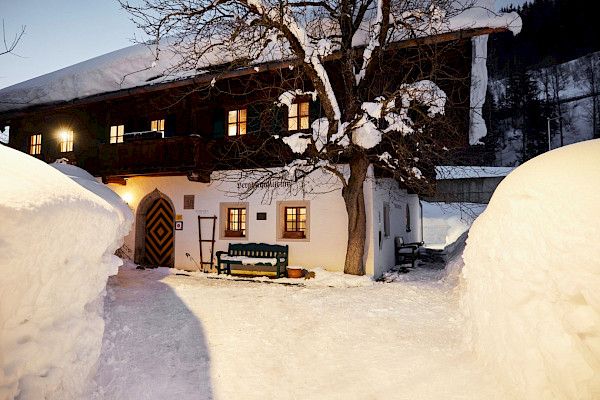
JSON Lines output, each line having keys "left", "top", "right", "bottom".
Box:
{"left": 227, "top": 243, "right": 289, "bottom": 264}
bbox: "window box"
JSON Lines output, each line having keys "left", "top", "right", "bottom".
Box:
{"left": 224, "top": 229, "right": 245, "bottom": 238}
{"left": 283, "top": 231, "right": 305, "bottom": 239}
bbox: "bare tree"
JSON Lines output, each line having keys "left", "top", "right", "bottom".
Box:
{"left": 578, "top": 54, "right": 600, "bottom": 139}
{"left": 550, "top": 64, "right": 566, "bottom": 147}
{"left": 0, "top": 20, "right": 25, "bottom": 57}
{"left": 121, "top": 0, "right": 516, "bottom": 275}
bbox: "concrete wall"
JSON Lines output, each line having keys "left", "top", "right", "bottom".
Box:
{"left": 371, "top": 178, "right": 421, "bottom": 278}
{"left": 108, "top": 167, "right": 380, "bottom": 275}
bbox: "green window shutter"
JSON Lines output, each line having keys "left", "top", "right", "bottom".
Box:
{"left": 165, "top": 114, "right": 176, "bottom": 137}
{"left": 212, "top": 108, "right": 225, "bottom": 138}
{"left": 309, "top": 97, "right": 322, "bottom": 124}
{"left": 247, "top": 104, "right": 262, "bottom": 135}
{"left": 272, "top": 106, "right": 285, "bottom": 136}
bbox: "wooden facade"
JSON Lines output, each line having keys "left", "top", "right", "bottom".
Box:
{"left": 0, "top": 33, "right": 480, "bottom": 183}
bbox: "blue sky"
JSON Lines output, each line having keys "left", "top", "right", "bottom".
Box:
{"left": 0, "top": 0, "right": 141, "bottom": 89}
{"left": 0, "top": 0, "right": 526, "bottom": 90}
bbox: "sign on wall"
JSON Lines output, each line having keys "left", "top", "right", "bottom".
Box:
{"left": 183, "top": 195, "right": 195, "bottom": 210}
{"left": 175, "top": 221, "right": 183, "bottom": 230}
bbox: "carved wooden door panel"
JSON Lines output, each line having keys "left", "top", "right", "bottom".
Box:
{"left": 144, "top": 198, "right": 174, "bottom": 267}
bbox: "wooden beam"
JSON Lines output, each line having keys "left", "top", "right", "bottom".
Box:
{"left": 103, "top": 176, "right": 127, "bottom": 185}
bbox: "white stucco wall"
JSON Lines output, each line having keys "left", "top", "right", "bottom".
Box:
{"left": 371, "top": 178, "right": 421, "bottom": 278}
{"left": 108, "top": 166, "right": 378, "bottom": 275}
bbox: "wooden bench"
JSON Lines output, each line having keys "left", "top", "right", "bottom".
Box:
{"left": 216, "top": 243, "right": 289, "bottom": 278}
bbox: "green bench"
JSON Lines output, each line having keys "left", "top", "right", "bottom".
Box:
{"left": 216, "top": 243, "right": 289, "bottom": 278}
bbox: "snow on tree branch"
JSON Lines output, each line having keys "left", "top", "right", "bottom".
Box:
{"left": 355, "top": 0, "right": 386, "bottom": 85}
{"left": 276, "top": 89, "right": 317, "bottom": 108}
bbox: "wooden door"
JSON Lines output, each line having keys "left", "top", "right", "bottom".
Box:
{"left": 144, "top": 198, "right": 174, "bottom": 267}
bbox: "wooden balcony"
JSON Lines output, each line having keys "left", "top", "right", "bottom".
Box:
{"left": 81, "top": 135, "right": 214, "bottom": 182}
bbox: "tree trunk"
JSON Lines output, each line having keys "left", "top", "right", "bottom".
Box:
{"left": 552, "top": 67, "right": 564, "bottom": 147}
{"left": 342, "top": 153, "right": 369, "bottom": 275}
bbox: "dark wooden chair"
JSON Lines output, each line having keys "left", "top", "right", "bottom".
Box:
{"left": 395, "top": 237, "right": 423, "bottom": 268}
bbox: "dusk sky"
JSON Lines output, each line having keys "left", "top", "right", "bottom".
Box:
{"left": 0, "top": 0, "right": 526, "bottom": 90}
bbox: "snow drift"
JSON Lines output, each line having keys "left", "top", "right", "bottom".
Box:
{"left": 461, "top": 139, "right": 600, "bottom": 399}
{"left": 0, "top": 147, "right": 132, "bottom": 399}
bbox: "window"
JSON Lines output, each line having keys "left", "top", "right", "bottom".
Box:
{"left": 284, "top": 206, "right": 307, "bottom": 239}
{"left": 406, "top": 204, "right": 411, "bottom": 232}
{"left": 288, "top": 101, "right": 310, "bottom": 131}
{"left": 383, "top": 203, "right": 390, "bottom": 237}
{"left": 29, "top": 134, "right": 42, "bottom": 155}
{"left": 277, "top": 201, "right": 310, "bottom": 241}
{"left": 226, "top": 208, "right": 247, "bottom": 237}
{"left": 151, "top": 119, "right": 165, "bottom": 134}
{"left": 110, "top": 125, "right": 124, "bottom": 144}
{"left": 59, "top": 130, "right": 74, "bottom": 152}
{"left": 227, "top": 109, "right": 247, "bottom": 136}
{"left": 219, "top": 202, "right": 249, "bottom": 240}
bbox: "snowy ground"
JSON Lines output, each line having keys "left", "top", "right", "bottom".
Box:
{"left": 90, "top": 260, "right": 512, "bottom": 400}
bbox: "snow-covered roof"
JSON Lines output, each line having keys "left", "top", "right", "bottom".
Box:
{"left": 436, "top": 165, "right": 514, "bottom": 180}
{"left": 0, "top": 2, "right": 520, "bottom": 114}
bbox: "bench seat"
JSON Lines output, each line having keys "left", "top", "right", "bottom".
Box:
{"left": 216, "top": 243, "right": 289, "bottom": 278}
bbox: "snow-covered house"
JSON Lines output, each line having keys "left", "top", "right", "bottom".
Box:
{"left": 0, "top": 9, "right": 519, "bottom": 278}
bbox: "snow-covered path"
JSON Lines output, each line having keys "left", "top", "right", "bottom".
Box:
{"left": 91, "top": 264, "right": 512, "bottom": 399}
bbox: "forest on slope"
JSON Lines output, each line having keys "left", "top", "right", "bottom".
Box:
{"left": 474, "top": 0, "right": 600, "bottom": 166}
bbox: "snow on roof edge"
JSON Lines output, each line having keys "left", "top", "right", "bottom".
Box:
{"left": 0, "top": 8, "right": 520, "bottom": 114}
{"left": 436, "top": 165, "right": 514, "bottom": 180}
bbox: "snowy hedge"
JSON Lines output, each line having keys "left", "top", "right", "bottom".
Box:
{"left": 0, "top": 147, "right": 132, "bottom": 399}
{"left": 461, "top": 139, "right": 600, "bottom": 399}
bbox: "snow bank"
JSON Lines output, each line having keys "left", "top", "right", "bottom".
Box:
{"left": 0, "top": 147, "right": 132, "bottom": 399}
{"left": 422, "top": 202, "right": 485, "bottom": 249}
{"left": 461, "top": 139, "right": 600, "bottom": 400}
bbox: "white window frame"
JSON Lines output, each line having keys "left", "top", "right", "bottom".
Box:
{"left": 110, "top": 125, "right": 125, "bottom": 144}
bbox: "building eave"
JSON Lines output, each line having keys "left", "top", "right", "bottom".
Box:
{"left": 0, "top": 26, "right": 507, "bottom": 120}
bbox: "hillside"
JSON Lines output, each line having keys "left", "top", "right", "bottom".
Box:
{"left": 486, "top": 51, "right": 599, "bottom": 166}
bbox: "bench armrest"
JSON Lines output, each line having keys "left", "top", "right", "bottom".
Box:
{"left": 216, "top": 251, "right": 227, "bottom": 260}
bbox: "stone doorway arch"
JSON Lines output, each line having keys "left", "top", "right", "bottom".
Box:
{"left": 135, "top": 189, "right": 175, "bottom": 267}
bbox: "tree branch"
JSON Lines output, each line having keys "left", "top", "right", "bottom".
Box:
{"left": 1, "top": 20, "right": 26, "bottom": 57}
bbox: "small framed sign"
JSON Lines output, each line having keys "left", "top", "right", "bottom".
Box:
{"left": 175, "top": 221, "right": 184, "bottom": 230}
{"left": 183, "top": 195, "right": 195, "bottom": 210}
{"left": 256, "top": 212, "right": 267, "bottom": 221}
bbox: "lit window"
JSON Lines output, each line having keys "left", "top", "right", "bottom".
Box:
{"left": 110, "top": 125, "right": 124, "bottom": 144}
{"left": 284, "top": 206, "right": 307, "bottom": 238}
{"left": 29, "top": 134, "right": 42, "bottom": 155}
{"left": 59, "top": 130, "right": 74, "bottom": 153}
{"left": 151, "top": 119, "right": 165, "bottom": 134}
{"left": 227, "top": 109, "right": 247, "bottom": 136}
{"left": 226, "top": 208, "right": 246, "bottom": 237}
{"left": 288, "top": 101, "right": 309, "bottom": 131}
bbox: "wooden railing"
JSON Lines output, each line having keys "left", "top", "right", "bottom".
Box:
{"left": 81, "top": 135, "right": 213, "bottom": 181}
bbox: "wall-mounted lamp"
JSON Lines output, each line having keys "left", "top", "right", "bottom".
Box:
{"left": 121, "top": 192, "right": 133, "bottom": 205}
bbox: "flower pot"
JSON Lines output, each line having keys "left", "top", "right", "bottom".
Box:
{"left": 287, "top": 267, "right": 303, "bottom": 278}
